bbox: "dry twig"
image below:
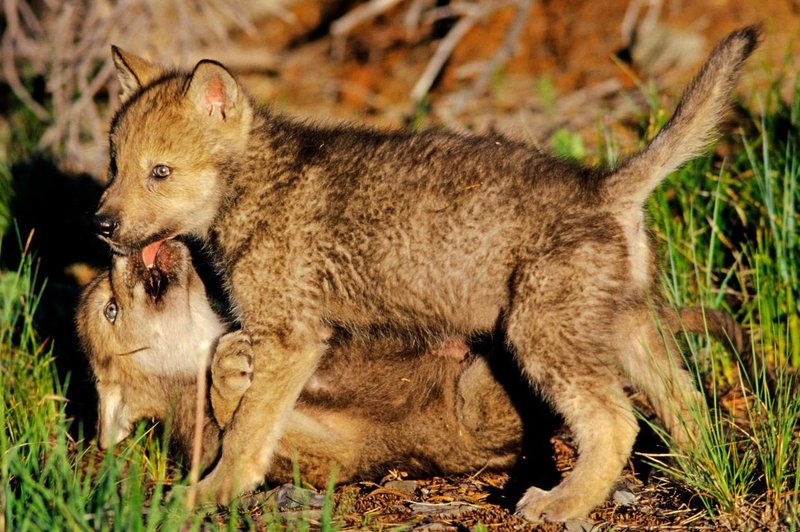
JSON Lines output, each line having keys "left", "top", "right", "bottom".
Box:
{"left": 444, "top": 0, "right": 533, "bottom": 112}
{"left": 2, "top": 0, "right": 290, "bottom": 175}
{"left": 411, "top": 0, "right": 518, "bottom": 104}
{"left": 186, "top": 346, "right": 209, "bottom": 510}
{"left": 331, "top": 0, "right": 405, "bottom": 58}
{"left": 330, "top": 0, "right": 533, "bottom": 109}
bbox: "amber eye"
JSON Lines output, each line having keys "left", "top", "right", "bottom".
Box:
{"left": 151, "top": 165, "right": 172, "bottom": 179}
{"left": 104, "top": 300, "right": 118, "bottom": 323}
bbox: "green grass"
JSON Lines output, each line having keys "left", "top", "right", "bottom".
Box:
{"left": 0, "top": 248, "right": 201, "bottom": 528}
{"left": 1, "top": 76, "right": 799, "bottom": 529}
{"left": 0, "top": 240, "right": 333, "bottom": 529}
{"left": 640, "top": 79, "right": 800, "bottom": 527}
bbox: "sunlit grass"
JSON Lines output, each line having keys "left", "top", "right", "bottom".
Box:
{"left": 640, "top": 78, "right": 800, "bottom": 525}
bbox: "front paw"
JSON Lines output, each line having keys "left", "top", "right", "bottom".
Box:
{"left": 211, "top": 330, "right": 253, "bottom": 428}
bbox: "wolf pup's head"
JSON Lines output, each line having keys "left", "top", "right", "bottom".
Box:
{"left": 77, "top": 239, "right": 224, "bottom": 448}
{"left": 93, "top": 47, "right": 253, "bottom": 255}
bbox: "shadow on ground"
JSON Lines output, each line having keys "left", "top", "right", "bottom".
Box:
{"left": 475, "top": 334, "right": 666, "bottom": 511}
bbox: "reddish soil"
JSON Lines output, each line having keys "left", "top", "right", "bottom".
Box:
{"left": 241, "top": 0, "right": 800, "bottom": 156}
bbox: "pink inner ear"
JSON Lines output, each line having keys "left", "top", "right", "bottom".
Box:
{"left": 204, "top": 76, "right": 227, "bottom": 120}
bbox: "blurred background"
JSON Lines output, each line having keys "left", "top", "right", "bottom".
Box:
{"left": 2, "top": 0, "right": 798, "bottom": 435}
{"left": 3, "top": 0, "right": 798, "bottom": 433}
{"left": 2, "top": 0, "right": 798, "bottom": 177}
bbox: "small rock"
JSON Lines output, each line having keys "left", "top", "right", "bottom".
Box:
{"left": 277, "top": 509, "right": 323, "bottom": 523}
{"left": 612, "top": 489, "right": 637, "bottom": 507}
{"left": 271, "top": 483, "right": 327, "bottom": 510}
{"left": 384, "top": 479, "right": 419, "bottom": 495}
{"left": 410, "top": 523, "right": 456, "bottom": 531}
{"left": 408, "top": 501, "right": 477, "bottom": 517}
{"left": 564, "top": 517, "right": 596, "bottom": 532}
{"left": 411, "top": 523, "right": 458, "bottom": 532}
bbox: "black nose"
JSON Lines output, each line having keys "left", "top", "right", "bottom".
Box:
{"left": 93, "top": 214, "right": 119, "bottom": 238}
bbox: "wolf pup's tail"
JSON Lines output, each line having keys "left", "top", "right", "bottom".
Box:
{"left": 603, "top": 26, "right": 760, "bottom": 208}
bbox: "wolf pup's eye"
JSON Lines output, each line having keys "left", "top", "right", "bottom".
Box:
{"left": 104, "top": 300, "right": 118, "bottom": 323}
{"left": 151, "top": 165, "right": 172, "bottom": 179}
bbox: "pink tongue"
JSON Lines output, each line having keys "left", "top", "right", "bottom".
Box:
{"left": 142, "top": 240, "right": 165, "bottom": 269}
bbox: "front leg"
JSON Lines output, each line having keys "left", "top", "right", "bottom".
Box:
{"left": 210, "top": 330, "right": 254, "bottom": 428}
{"left": 197, "top": 322, "right": 328, "bottom": 504}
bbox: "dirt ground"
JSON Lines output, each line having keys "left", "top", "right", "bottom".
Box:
{"left": 241, "top": 422, "right": 727, "bottom": 530}
{"left": 194, "top": 1, "right": 800, "bottom": 529}
{"left": 325, "top": 434, "right": 718, "bottom": 530}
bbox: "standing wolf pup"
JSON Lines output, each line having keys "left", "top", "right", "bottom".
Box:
{"left": 94, "top": 27, "right": 758, "bottom": 522}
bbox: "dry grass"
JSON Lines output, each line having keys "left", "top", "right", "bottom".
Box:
{"left": 1, "top": 0, "right": 292, "bottom": 174}
{"left": 2, "top": 0, "right": 548, "bottom": 175}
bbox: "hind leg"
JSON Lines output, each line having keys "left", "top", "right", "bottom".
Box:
{"left": 506, "top": 260, "right": 638, "bottom": 522}
{"left": 618, "top": 309, "right": 706, "bottom": 446}
{"left": 511, "top": 342, "right": 638, "bottom": 522}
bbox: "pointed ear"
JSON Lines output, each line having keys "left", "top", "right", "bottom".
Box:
{"left": 111, "top": 45, "right": 163, "bottom": 102}
{"left": 184, "top": 60, "right": 244, "bottom": 122}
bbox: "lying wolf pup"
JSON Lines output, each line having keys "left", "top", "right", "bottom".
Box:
{"left": 93, "top": 27, "right": 758, "bottom": 521}
{"left": 78, "top": 238, "right": 747, "bottom": 501}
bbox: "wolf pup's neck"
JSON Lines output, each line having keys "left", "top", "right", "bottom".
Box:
{"left": 208, "top": 109, "right": 319, "bottom": 269}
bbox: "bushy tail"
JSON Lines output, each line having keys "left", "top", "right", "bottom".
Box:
{"left": 604, "top": 25, "right": 760, "bottom": 208}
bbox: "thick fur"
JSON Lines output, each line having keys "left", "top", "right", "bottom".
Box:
{"left": 94, "top": 27, "right": 759, "bottom": 522}
{"left": 77, "top": 241, "right": 746, "bottom": 488}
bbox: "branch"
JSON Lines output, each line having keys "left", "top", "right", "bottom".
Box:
{"left": 447, "top": 0, "right": 533, "bottom": 113}
{"left": 410, "top": 1, "right": 512, "bottom": 105}
{"left": 331, "top": 0, "right": 405, "bottom": 59}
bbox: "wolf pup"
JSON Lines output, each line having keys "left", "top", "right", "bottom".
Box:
{"left": 77, "top": 240, "right": 746, "bottom": 489}
{"left": 94, "top": 27, "right": 758, "bottom": 521}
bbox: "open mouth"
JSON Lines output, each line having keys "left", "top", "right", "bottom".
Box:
{"left": 141, "top": 237, "right": 177, "bottom": 301}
